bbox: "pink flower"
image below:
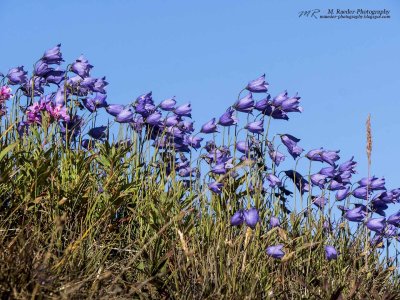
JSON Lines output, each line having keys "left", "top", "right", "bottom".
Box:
{"left": 46, "top": 103, "right": 70, "bottom": 122}
{"left": 26, "top": 101, "right": 46, "bottom": 124}
{"left": 0, "top": 86, "right": 12, "bottom": 101}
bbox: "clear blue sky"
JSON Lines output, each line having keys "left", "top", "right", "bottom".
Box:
{"left": 1, "top": 1, "right": 400, "bottom": 207}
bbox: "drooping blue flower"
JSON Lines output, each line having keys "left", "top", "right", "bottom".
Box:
{"left": 358, "top": 176, "right": 374, "bottom": 186}
{"left": 106, "top": 104, "right": 125, "bottom": 117}
{"left": 146, "top": 111, "right": 162, "bottom": 126}
{"left": 245, "top": 120, "right": 264, "bottom": 134}
{"left": 319, "top": 166, "right": 336, "bottom": 178}
{"left": 266, "top": 245, "right": 285, "bottom": 259}
{"left": 167, "top": 126, "right": 184, "bottom": 139}
{"left": 365, "top": 217, "right": 386, "bottom": 233}
{"left": 179, "top": 120, "right": 195, "bottom": 134}
{"left": 42, "top": 44, "right": 63, "bottom": 65}
{"left": 392, "top": 188, "right": 400, "bottom": 200}
{"left": 327, "top": 179, "right": 346, "bottom": 191}
{"left": 7, "top": 66, "right": 28, "bottom": 85}
{"left": 335, "top": 186, "right": 350, "bottom": 201}
{"left": 88, "top": 126, "right": 107, "bottom": 140}
{"left": 254, "top": 95, "right": 271, "bottom": 111}
{"left": 321, "top": 150, "right": 340, "bottom": 166}
{"left": 208, "top": 181, "right": 224, "bottom": 194}
{"left": 344, "top": 206, "right": 367, "bottom": 222}
{"left": 370, "top": 199, "right": 388, "bottom": 216}
{"left": 266, "top": 174, "right": 281, "bottom": 187}
{"left": 230, "top": 210, "right": 244, "bottom": 226}
{"left": 246, "top": 74, "right": 269, "bottom": 93}
{"left": 306, "top": 148, "right": 325, "bottom": 162}
{"left": 206, "top": 147, "right": 231, "bottom": 164}
{"left": 200, "top": 118, "right": 218, "bottom": 134}
{"left": 81, "top": 94, "right": 103, "bottom": 113}
{"left": 306, "top": 148, "right": 340, "bottom": 166}
{"left": 212, "top": 157, "right": 234, "bottom": 174}
{"left": 160, "top": 97, "right": 176, "bottom": 111}
{"left": 79, "top": 77, "right": 96, "bottom": 91}
{"left": 186, "top": 135, "right": 203, "bottom": 149}
{"left": 336, "top": 170, "right": 352, "bottom": 185}
{"left": 236, "top": 141, "right": 250, "bottom": 154}
{"left": 284, "top": 170, "right": 310, "bottom": 195}
{"left": 268, "top": 106, "right": 289, "bottom": 120}
{"left": 81, "top": 139, "right": 90, "bottom": 149}
{"left": 280, "top": 94, "right": 303, "bottom": 113}
{"left": 135, "top": 102, "right": 156, "bottom": 117}
{"left": 230, "top": 208, "right": 259, "bottom": 229}
{"left": 218, "top": 107, "right": 237, "bottom": 127}
{"left": 352, "top": 186, "right": 368, "bottom": 200}
{"left": 338, "top": 156, "right": 357, "bottom": 173}
{"left": 162, "top": 116, "right": 179, "bottom": 128}
{"left": 34, "top": 60, "right": 52, "bottom": 77}
{"left": 71, "top": 55, "right": 93, "bottom": 77}
{"left": 115, "top": 108, "right": 134, "bottom": 123}
{"left": 269, "top": 150, "right": 286, "bottom": 166}
{"left": 387, "top": 211, "right": 400, "bottom": 227}
{"left": 205, "top": 141, "right": 216, "bottom": 152}
{"left": 233, "top": 93, "right": 254, "bottom": 113}
{"left": 373, "top": 191, "right": 398, "bottom": 204}
{"left": 136, "top": 92, "right": 153, "bottom": 104}
{"left": 174, "top": 103, "right": 192, "bottom": 117}
{"left": 53, "top": 88, "right": 67, "bottom": 106}
{"left": 66, "top": 75, "right": 84, "bottom": 94}
{"left": 358, "top": 176, "right": 386, "bottom": 191}
{"left": 313, "top": 196, "right": 327, "bottom": 209}
{"left": 91, "top": 93, "right": 108, "bottom": 108}
{"left": 271, "top": 91, "right": 288, "bottom": 107}
{"left": 60, "top": 115, "right": 84, "bottom": 140}
{"left": 280, "top": 134, "right": 304, "bottom": 159}
{"left": 178, "top": 167, "right": 197, "bottom": 177}
{"left": 173, "top": 138, "right": 190, "bottom": 153}
{"left": 270, "top": 216, "right": 280, "bottom": 228}
{"left": 243, "top": 208, "right": 259, "bottom": 229}
{"left": 45, "top": 68, "right": 65, "bottom": 85}
{"left": 22, "top": 77, "right": 45, "bottom": 96}
{"left": 384, "top": 224, "right": 398, "bottom": 238}
{"left": 82, "top": 98, "right": 96, "bottom": 112}
{"left": 92, "top": 77, "right": 108, "bottom": 94}
{"left": 310, "top": 173, "right": 327, "bottom": 189}
{"left": 325, "top": 245, "right": 338, "bottom": 261}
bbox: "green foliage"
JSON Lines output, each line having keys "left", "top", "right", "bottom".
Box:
{"left": 0, "top": 123, "right": 399, "bottom": 299}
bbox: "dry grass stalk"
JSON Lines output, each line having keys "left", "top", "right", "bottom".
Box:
{"left": 366, "top": 114, "right": 372, "bottom": 169}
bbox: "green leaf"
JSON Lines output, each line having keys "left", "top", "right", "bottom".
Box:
{"left": 0, "top": 142, "right": 18, "bottom": 162}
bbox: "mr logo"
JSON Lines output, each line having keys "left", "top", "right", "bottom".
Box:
{"left": 298, "top": 9, "right": 320, "bottom": 19}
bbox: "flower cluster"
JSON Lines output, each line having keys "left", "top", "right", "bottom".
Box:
{"left": 1, "top": 45, "right": 399, "bottom": 264}
{"left": 0, "top": 85, "right": 12, "bottom": 116}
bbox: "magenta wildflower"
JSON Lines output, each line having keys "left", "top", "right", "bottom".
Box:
{"left": 0, "top": 86, "right": 12, "bottom": 101}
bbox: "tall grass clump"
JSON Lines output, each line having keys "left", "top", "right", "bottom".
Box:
{"left": 0, "top": 45, "right": 399, "bottom": 299}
